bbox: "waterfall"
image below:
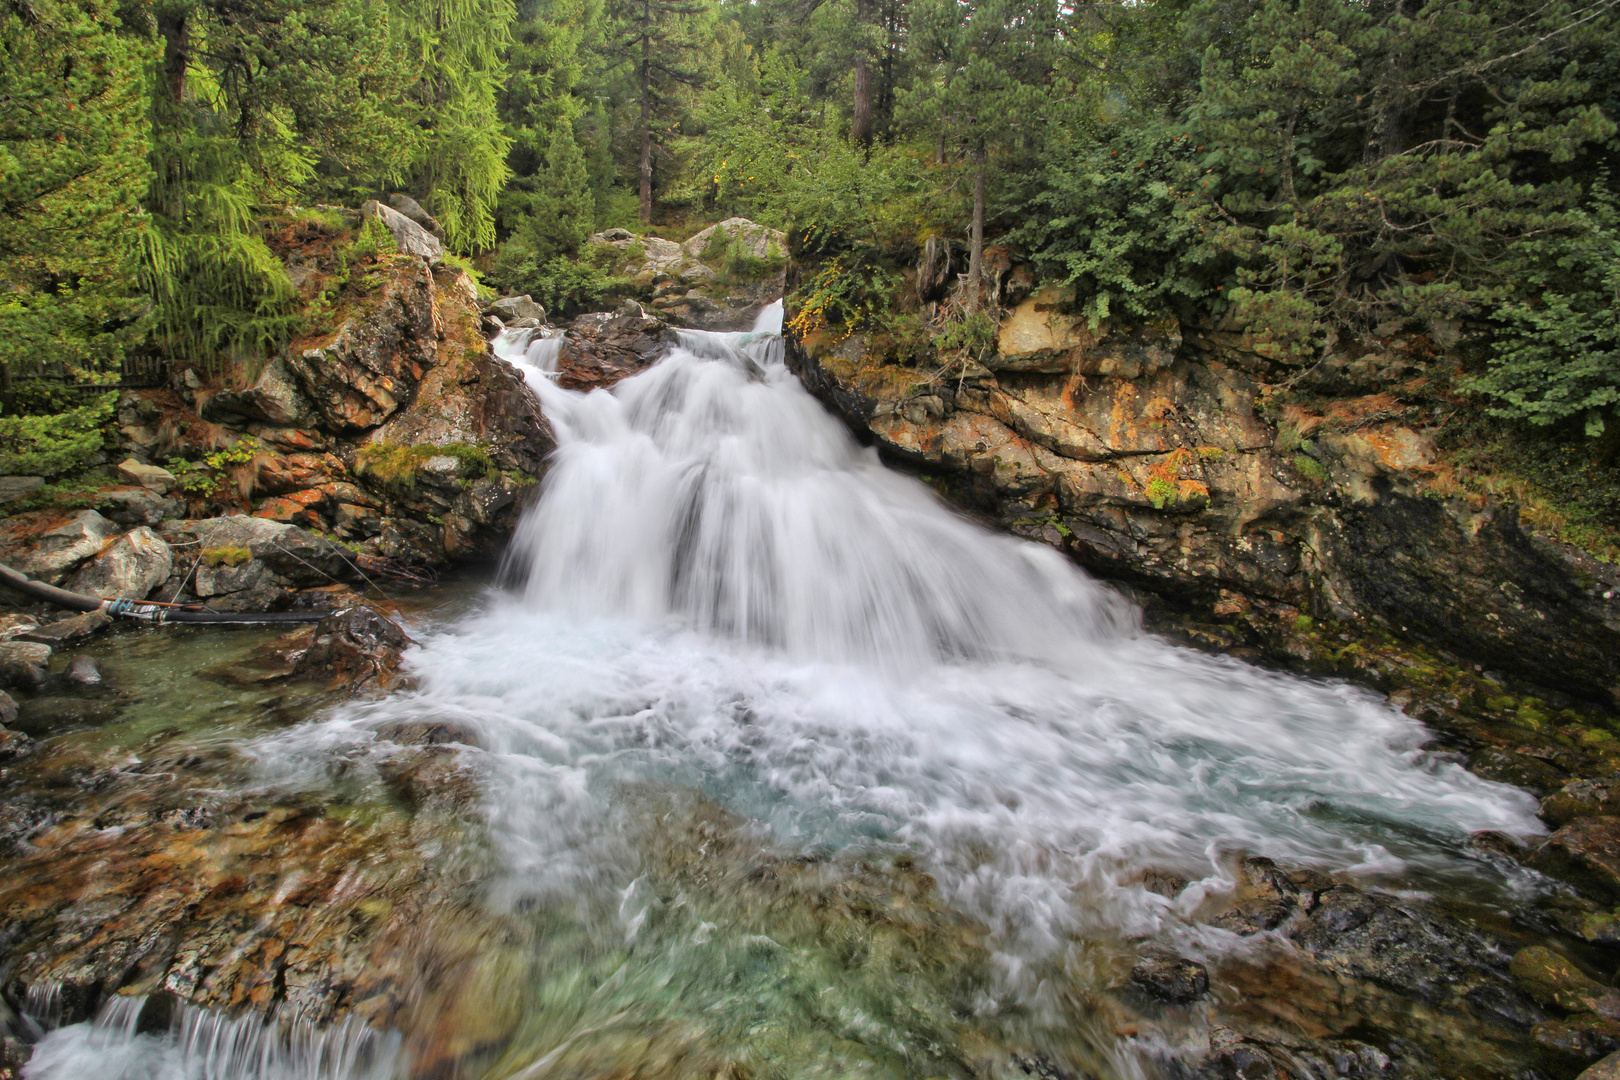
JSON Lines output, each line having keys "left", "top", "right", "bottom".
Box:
{"left": 495, "top": 302, "right": 1133, "bottom": 668}
{"left": 27, "top": 301, "right": 1545, "bottom": 1080}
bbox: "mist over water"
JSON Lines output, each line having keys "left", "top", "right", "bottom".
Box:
{"left": 25, "top": 302, "right": 1545, "bottom": 1079}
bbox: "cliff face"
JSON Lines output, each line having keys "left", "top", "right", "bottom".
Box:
{"left": 788, "top": 290, "right": 1620, "bottom": 705}
{"left": 118, "top": 236, "right": 554, "bottom": 574}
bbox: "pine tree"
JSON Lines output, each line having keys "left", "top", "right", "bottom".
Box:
{"left": 600, "top": 0, "right": 714, "bottom": 222}
{"left": 0, "top": 0, "right": 154, "bottom": 403}
{"left": 397, "top": 0, "right": 518, "bottom": 252}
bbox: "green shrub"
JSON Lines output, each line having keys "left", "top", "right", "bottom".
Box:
{"left": 0, "top": 391, "right": 116, "bottom": 476}
{"left": 351, "top": 213, "right": 399, "bottom": 259}
{"left": 1465, "top": 185, "right": 1620, "bottom": 440}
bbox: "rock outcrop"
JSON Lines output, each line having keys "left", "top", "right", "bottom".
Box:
{"left": 588, "top": 218, "right": 786, "bottom": 331}
{"left": 788, "top": 288, "right": 1620, "bottom": 705}
{"left": 553, "top": 303, "right": 672, "bottom": 391}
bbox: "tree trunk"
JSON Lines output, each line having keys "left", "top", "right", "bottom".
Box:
{"left": 638, "top": 28, "right": 653, "bottom": 224}
{"left": 156, "top": 4, "right": 189, "bottom": 105}
{"left": 850, "top": 0, "right": 874, "bottom": 149}
{"left": 967, "top": 154, "right": 985, "bottom": 311}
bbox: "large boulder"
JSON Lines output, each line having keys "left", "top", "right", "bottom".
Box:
{"left": 486, "top": 294, "right": 546, "bottom": 323}
{"left": 285, "top": 258, "right": 439, "bottom": 432}
{"left": 0, "top": 509, "right": 119, "bottom": 584}
{"left": 680, "top": 217, "right": 786, "bottom": 262}
{"left": 64, "top": 526, "right": 173, "bottom": 600}
{"left": 555, "top": 303, "right": 671, "bottom": 391}
{"left": 388, "top": 193, "right": 445, "bottom": 239}
{"left": 199, "top": 356, "right": 315, "bottom": 427}
{"left": 160, "top": 516, "right": 362, "bottom": 611}
{"left": 359, "top": 199, "right": 443, "bottom": 262}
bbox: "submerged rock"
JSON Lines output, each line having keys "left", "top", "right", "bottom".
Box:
{"left": 293, "top": 606, "right": 414, "bottom": 694}
{"left": 0, "top": 642, "right": 51, "bottom": 691}
{"left": 1129, "top": 954, "right": 1209, "bottom": 1003}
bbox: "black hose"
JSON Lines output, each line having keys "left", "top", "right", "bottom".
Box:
{"left": 0, "top": 561, "right": 333, "bottom": 625}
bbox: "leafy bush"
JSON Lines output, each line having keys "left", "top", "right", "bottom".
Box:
{"left": 491, "top": 241, "right": 627, "bottom": 315}
{"left": 0, "top": 391, "right": 116, "bottom": 476}
{"left": 1466, "top": 187, "right": 1620, "bottom": 439}
{"left": 787, "top": 250, "right": 899, "bottom": 337}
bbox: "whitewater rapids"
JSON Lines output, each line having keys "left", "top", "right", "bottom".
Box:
{"left": 22, "top": 301, "right": 1543, "bottom": 1080}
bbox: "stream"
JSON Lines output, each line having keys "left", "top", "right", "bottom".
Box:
{"left": 17, "top": 305, "right": 1557, "bottom": 1079}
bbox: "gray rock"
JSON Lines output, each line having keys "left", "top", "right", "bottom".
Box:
{"left": 65, "top": 526, "right": 172, "bottom": 600}
{"left": 95, "top": 487, "right": 185, "bottom": 528}
{"left": 164, "top": 517, "right": 360, "bottom": 591}
{"left": 0, "top": 509, "right": 119, "bottom": 584}
{"left": 387, "top": 193, "right": 444, "bottom": 239}
{"left": 116, "top": 458, "right": 177, "bottom": 493}
{"left": 0, "top": 689, "right": 16, "bottom": 725}
{"left": 66, "top": 655, "right": 102, "bottom": 686}
{"left": 20, "top": 611, "right": 111, "bottom": 647}
{"left": 680, "top": 218, "right": 786, "bottom": 263}
{"left": 487, "top": 294, "right": 546, "bottom": 323}
{"left": 0, "top": 476, "right": 44, "bottom": 504}
{"left": 359, "top": 199, "right": 443, "bottom": 262}
{"left": 0, "top": 641, "right": 52, "bottom": 690}
{"left": 198, "top": 357, "right": 313, "bottom": 426}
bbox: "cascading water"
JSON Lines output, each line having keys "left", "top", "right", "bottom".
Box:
{"left": 25, "top": 301, "right": 1547, "bottom": 1079}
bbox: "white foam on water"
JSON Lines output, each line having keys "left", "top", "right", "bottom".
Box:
{"left": 23, "top": 997, "right": 403, "bottom": 1080}
{"left": 356, "top": 297, "right": 1542, "bottom": 955}
{"left": 41, "top": 299, "right": 1544, "bottom": 1077}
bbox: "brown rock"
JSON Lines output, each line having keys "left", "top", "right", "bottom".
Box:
{"left": 1532, "top": 817, "right": 1620, "bottom": 902}
{"left": 555, "top": 304, "right": 671, "bottom": 391}
{"left": 293, "top": 606, "right": 414, "bottom": 694}
{"left": 1581, "top": 1051, "right": 1620, "bottom": 1079}
{"left": 285, "top": 258, "right": 438, "bottom": 432}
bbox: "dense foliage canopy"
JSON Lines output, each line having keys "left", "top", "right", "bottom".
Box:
{"left": 1, "top": 0, "right": 1616, "bottom": 448}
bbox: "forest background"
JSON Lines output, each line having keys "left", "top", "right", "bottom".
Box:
{"left": 3, "top": 0, "right": 1619, "bottom": 529}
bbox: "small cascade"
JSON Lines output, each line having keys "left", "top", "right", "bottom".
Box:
{"left": 22, "top": 996, "right": 404, "bottom": 1080}
{"left": 493, "top": 327, "right": 565, "bottom": 390}
{"left": 500, "top": 301, "right": 1132, "bottom": 666}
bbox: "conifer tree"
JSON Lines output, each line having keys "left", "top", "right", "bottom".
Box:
{"left": 0, "top": 0, "right": 153, "bottom": 402}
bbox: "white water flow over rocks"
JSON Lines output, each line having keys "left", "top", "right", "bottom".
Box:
{"left": 23, "top": 303, "right": 1546, "bottom": 1079}
{"left": 24, "top": 995, "right": 402, "bottom": 1080}
{"left": 470, "top": 300, "right": 1540, "bottom": 944}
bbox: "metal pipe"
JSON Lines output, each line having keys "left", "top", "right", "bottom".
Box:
{"left": 0, "top": 561, "right": 333, "bottom": 625}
